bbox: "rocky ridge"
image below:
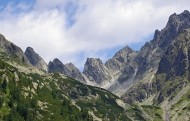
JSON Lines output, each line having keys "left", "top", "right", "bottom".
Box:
{"left": 83, "top": 58, "right": 112, "bottom": 85}
{"left": 48, "top": 58, "right": 85, "bottom": 82}
{"left": 134, "top": 10, "right": 190, "bottom": 83}
{"left": 25, "top": 47, "right": 48, "bottom": 72}
{"left": 0, "top": 33, "right": 30, "bottom": 65}
{"left": 121, "top": 28, "right": 190, "bottom": 120}
{"left": 82, "top": 10, "right": 190, "bottom": 97}
{"left": 121, "top": 10, "right": 190, "bottom": 102}
{"left": 65, "top": 62, "right": 86, "bottom": 82}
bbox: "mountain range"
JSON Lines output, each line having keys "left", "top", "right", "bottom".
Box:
{"left": 0, "top": 10, "right": 190, "bottom": 121}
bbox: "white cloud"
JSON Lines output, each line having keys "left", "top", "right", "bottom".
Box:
{"left": 0, "top": 0, "right": 190, "bottom": 70}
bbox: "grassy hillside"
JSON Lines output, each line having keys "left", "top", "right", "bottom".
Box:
{"left": 0, "top": 54, "right": 154, "bottom": 121}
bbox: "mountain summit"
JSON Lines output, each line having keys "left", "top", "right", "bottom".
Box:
{"left": 25, "top": 47, "right": 48, "bottom": 72}
{"left": 0, "top": 34, "right": 30, "bottom": 65}
{"left": 48, "top": 58, "right": 85, "bottom": 82}
{"left": 83, "top": 58, "right": 112, "bottom": 85}
{"left": 81, "top": 10, "right": 190, "bottom": 99}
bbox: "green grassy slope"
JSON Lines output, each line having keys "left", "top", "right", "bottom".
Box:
{"left": 0, "top": 56, "right": 152, "bottom": 121}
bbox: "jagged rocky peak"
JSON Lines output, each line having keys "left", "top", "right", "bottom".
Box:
{"left": 130, "top": 29, "right": 190, "bottom": 104}
{"left": 48, "top": 58, "right": 68, "bottom": 73}
{"left": 153, "top": 29, "right": 161, "bottom": 40}
{"left": 165, "top": 10, "right": 190, "bottom": 34}
{"left": 83, "top": 58, "right": 111, "bottom": 84}
{"left": 157, "top": 29, "right": 190, "bottom": 79}
{"left": 85, "top": 58, "right": 103, "bottom": 67}
{"left": 48, "top": 58, "right": 85, "bottom": 82}
{"left": 168, "top": 10, "right": 190, "bottom": 22}
{"left": 65, "top": 63, "right": 86, "bottom": 82}
{"left": 150, "top": 10, "right": 190, "bottom": 50}
{"left": 121, "top": 15, "right": 190, "bottom": 104}
{"left": 0, "top": 33, "right": 30, "bottom": 65}
{"left": 113, "top": 46, "right": 135, "bottom": 60}
{"left": 105, "top": 46, "right": 137, "bottom": 72}
{"left": 105, "top": 10, "right": 190, "bottom": 95}
{"left": 135, "top": 10, "right": 190, "bottom": 78}
{"left": 25, "top": 47, "right": 48, "bottom": 72}
{"left": 65, "top": 62, "right": 77, "bottom": 70}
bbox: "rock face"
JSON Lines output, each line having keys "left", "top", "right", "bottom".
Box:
{"left": 82, "top": 47, "right": 137, "bottom": 87}
{"left": 120, "top": 10, "right": 190, "bottom": 90}
{"left": 48, "top": 58, "right": 67, "bottom": 73}
{"left": 105, "top": 46, "right": 137, "bottom": 73}
{"left": 157, "top": 30, "right": 190, "bottom": 79}
{"left": 155, "top": 29, "right": 190, "bottom": 103}
{"left": 83, "top": 58, "right": 112, "bottom": 85}
{"left": 25, "top": 47, "right": 48, "bottom": 72}
{"left": 48, "top": 58, "right": 85, "bottom": 82}
{"left": 124, "top": 29, "right": 190, "bottom": 104}
{"left": 65, "top": 63, "right": 86, "bottom": 82}
{"left": 0, "top": 33, "right": 30, "bottom": 65}
{"left": 82, "top": 10, "right": 190, "bottom": 98}
{"left": 105, "top": 46, "right": 137, "bottom": 83}
{"left": 121, "top": 10, "right": 190, "bottom": 104}
{"left": 135, "top": 10, "right": 190, "bottom": 81}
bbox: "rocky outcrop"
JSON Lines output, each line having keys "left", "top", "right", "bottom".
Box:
{"left": 48, "top": 58, "right": 85, "bottom": 82}
{"left": 82, "top": 10, "right": 190, "bottom": 96}
{"left": 106, "top": 46, "right": 138, "bottom": 84}
{"left": 25, "top": 47, "right": 48, "bottom": 72}
{"left": 65, "top": 63, "right": 86, "bottom": 82}
{"left": 83, "top": 58, "right": 112, "bottom": 85}
{"left": 48, "top": 58, "right": 67, "bottom": 74}
{"left": 122, "top": 29, "right": 190, "bottom": 103}
{"left": 83, "top": 10, "right": 190, "bottom": 98}
{"left": 105, "top": 46, "right": 136, "bottom": 72}
{"left": 154, "top": 29, "right": 190, "bottom": 104}
{"left": 157, "top": 29, "right": 190, "bottom": 78}
{"left": 82, "top": 47, "right": 138, "bottom": 91}
{"left": 135, "top": 10, "right": 190, "bottom": 80}
{"left": 0, "top": 33, "right": 30, "bottom": 65}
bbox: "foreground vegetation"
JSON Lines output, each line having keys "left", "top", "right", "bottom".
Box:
{"left": 0, "top": 57, "right": 158, "bottom": 121}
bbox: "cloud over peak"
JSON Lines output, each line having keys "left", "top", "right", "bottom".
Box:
{"left": 0, "top": 0, "right": 190, "bottom": 70}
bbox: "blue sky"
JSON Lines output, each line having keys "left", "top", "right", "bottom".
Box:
{"left": 0, "top": 0, "right": 35, "bottom": 10}
{"left": 0, "top": 0, "right": 190, "bottom": 70}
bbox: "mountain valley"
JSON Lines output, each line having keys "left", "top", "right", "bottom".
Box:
{"left": 1, "top": 10, "right": 190, "bottom": 121}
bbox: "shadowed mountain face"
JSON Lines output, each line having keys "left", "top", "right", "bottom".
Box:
{"left": 115, "top": 11, "right": 190, "bottom": 120}
{"left": 0, "top": 34, "right": 30, "bottom": 65}
{"left": 135, "top": 10, "right": 190, "bottom": 81}
{"left": 25, "top": 47, "right": 48, "bottom": 72}
{"left": 122, "top": 28, "right": 190, "bottom": 101}
{"left": 65, "top": 62, "right": 86, "bottom": 82}
{"left": 82, "top": 10, "right": 190, "bottom": 97}
{"left": 83, "top": 58, "right": 112, "bottom": 85}
{"left": 105, "top": 46, "right": 137, "bottom": 73}
{"left": 48, "top": 58, "right": 85, "bottom": 82}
